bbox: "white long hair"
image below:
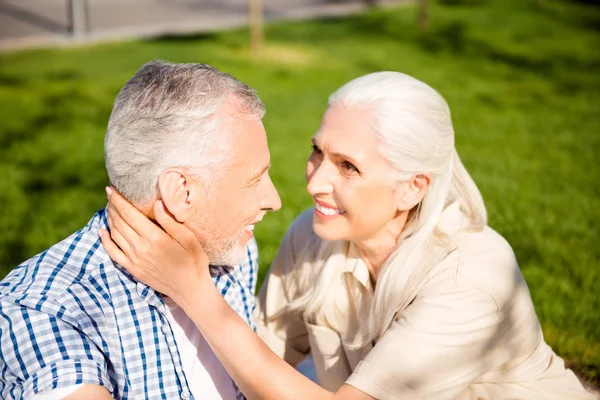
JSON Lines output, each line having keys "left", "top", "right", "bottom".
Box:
{"left": 287, "top": 72, "right": 487, "bottom": 345}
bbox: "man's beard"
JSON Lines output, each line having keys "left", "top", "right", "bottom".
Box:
{"left": 204, "top": 230, "right": 248, "bottom": 266}
{"left": 192, "top": 206, "right": 255, "bottom": 267}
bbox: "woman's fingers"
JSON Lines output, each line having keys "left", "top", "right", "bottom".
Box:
{"left": 106, "top": 186, "right": 162, "bottom": 237}
{"left": 99, "top": 229, "right": 131, "bottom": 268}
{"left": 153, "top": 200, "right": 197, "bottom": 252}
{"left": 107, "top": 187, "right": 194, "bottom": 255}
{"left": 100, "top": 190, "right": 211, "bottom": 301}
{"left": 106, "top": 212, "right": 137, "bottom": 258}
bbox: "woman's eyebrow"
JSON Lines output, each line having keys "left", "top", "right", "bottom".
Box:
{"left": 312, "top": 137, "right": 362, "bottom": 167}
{"left": 331, "top": 151, "right": 361, "bottom": 168}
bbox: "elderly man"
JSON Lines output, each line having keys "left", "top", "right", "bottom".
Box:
{"left": 0, "top": 61, "right": 281, "bottom": 399}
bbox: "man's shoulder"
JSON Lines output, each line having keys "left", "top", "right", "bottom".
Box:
{"left": 0, "top": 210, "right": 114, "bottom": 302}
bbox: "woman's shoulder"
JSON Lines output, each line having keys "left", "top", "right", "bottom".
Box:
{"left": 452, "top": 226, "right": 531, "bottom": 305}
{"left": 288, "top": 207, "right": 317, "bottom": 239}
{"left": 274, "top": 207, "right": 333, "bottom": 271}
{"left": 457, "top": 226, "right": 517, "bottom": 269}
{"left": 426, "top": 226, "right": 527, "bottom": 302}
{"left": 283, "top": 208, "right": 320, "bottom": 257}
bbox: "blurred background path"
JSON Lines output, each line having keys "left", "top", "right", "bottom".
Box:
{"left": 0, "top": 0, "right": 402, "bottom": 50}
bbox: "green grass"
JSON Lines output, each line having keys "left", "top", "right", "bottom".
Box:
{"left": 1, "top": 0, "right": 599, "bottom": 384}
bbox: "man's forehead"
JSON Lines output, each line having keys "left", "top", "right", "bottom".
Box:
{"left": 228, "top": 131, "right": 270, "bottom": 177}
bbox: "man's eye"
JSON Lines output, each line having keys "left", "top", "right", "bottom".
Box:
{"left": 311, "top": 144, "right": 322, "bottom": 155}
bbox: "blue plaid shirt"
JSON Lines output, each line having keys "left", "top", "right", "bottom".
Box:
{"left": 0, "top": 209, "right": 257, "bottom": 400}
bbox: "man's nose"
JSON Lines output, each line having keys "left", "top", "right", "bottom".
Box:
{"left": 261, "top": 173, "right": 282, "bottom": 211}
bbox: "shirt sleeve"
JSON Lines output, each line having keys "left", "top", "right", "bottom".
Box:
{"left": 346, "top": 286, "right": 503, "bottom": 400}
{"left": 254, "top": 209, "right": 316, "bottom": 366}
{"left": 31, "top": 385, "right": 82, "bottom": 399}
{"left": 0, "top": 295, "right": 114, "bottom": 399}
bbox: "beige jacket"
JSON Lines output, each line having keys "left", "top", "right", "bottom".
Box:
{"left": 255, "top": 204, "right": 594, "bottom": 399}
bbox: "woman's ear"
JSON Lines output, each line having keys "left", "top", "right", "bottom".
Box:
{"left": 157, "top": 169, "right": 198, "bottom": 223}
{"left": 396, "top": 173, "right": 432, "bottom": 211}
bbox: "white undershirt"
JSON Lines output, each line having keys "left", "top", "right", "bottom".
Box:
{"left": 163, "top": 296, "right": 237, "bottom": 399}
{"left": 33, "top": 298, "right": 236, "bottom": 399}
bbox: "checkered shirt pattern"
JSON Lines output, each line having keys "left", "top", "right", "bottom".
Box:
{"left": 0, "top": 209, "right": 257, "bottom": 400}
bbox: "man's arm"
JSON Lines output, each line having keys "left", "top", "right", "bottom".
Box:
{"left": 0, "top": 296, "right": 114, "bottom": 399}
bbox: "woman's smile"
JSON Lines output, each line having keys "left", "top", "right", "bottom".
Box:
{"left": 314, "top": 199, "right": 347, "bottom": 220}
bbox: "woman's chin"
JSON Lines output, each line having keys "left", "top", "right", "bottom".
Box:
{"left": 312, "top": 221, "right": 349, "bottom": 242}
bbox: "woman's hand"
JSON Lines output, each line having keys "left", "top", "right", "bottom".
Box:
{"left": 99, "top": 186, "right": 210, "bottom": 303}
{"left": 99, "top": 188, "right": 366, "bottom": 400}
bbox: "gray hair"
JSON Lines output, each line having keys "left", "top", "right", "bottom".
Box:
{"left": 104, "top": 60, "right": 266, "bottom": 205}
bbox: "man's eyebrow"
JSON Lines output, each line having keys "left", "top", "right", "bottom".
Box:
{"left": 248, "top": 163, "right": 271, "bottom": 183}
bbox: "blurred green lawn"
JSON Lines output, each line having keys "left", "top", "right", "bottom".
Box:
{"left": 0, "top": 0, "right": 598, "bottom": 384}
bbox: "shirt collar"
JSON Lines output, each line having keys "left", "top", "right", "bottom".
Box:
{"left": 97, "top": 207, "right": 166, "bottom": 311}
{"left": 343, "top": 242, "right": 372, "bottom": 290}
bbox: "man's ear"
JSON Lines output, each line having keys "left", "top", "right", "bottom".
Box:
{"left": 396, "top": 173, "right": 432, "bottom": 211}
{"left": 157, "top": 169, "right": 200, "bottom": 223}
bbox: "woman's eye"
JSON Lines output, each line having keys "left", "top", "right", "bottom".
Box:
{"left": 311, "top": 144, "right": 322, "bottom": 155}
{"left": 341, "top": 161, "right": 359, "bottom": 174}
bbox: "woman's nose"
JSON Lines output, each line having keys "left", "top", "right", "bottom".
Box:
{"left": 306, "top": 161, "right": 334, "bottom": 196}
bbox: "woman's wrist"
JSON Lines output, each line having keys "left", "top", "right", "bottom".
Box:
{"left": 176, "top": 273, "right": 221, "bottom": 318}
{"left": 166, "top": 254, "right": 211, "bottom": 303}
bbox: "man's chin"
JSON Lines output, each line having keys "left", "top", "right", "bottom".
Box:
{"left": 209, "top": 245, "right": 248, "bottom": 267}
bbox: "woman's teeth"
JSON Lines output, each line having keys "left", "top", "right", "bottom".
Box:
{"left": 315, "top": 203, "right": 345, "bottom": 216}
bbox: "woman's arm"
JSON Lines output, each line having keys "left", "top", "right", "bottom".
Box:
{"left": 100, "top": 188, "right": 373, "bottom": 400}
{"left": 176, "top": 275, "right": 351, "bottom": 400}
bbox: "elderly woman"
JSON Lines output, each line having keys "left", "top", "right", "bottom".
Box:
{"left": 101, "top": 72, "right": 594, "bottom": 399}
